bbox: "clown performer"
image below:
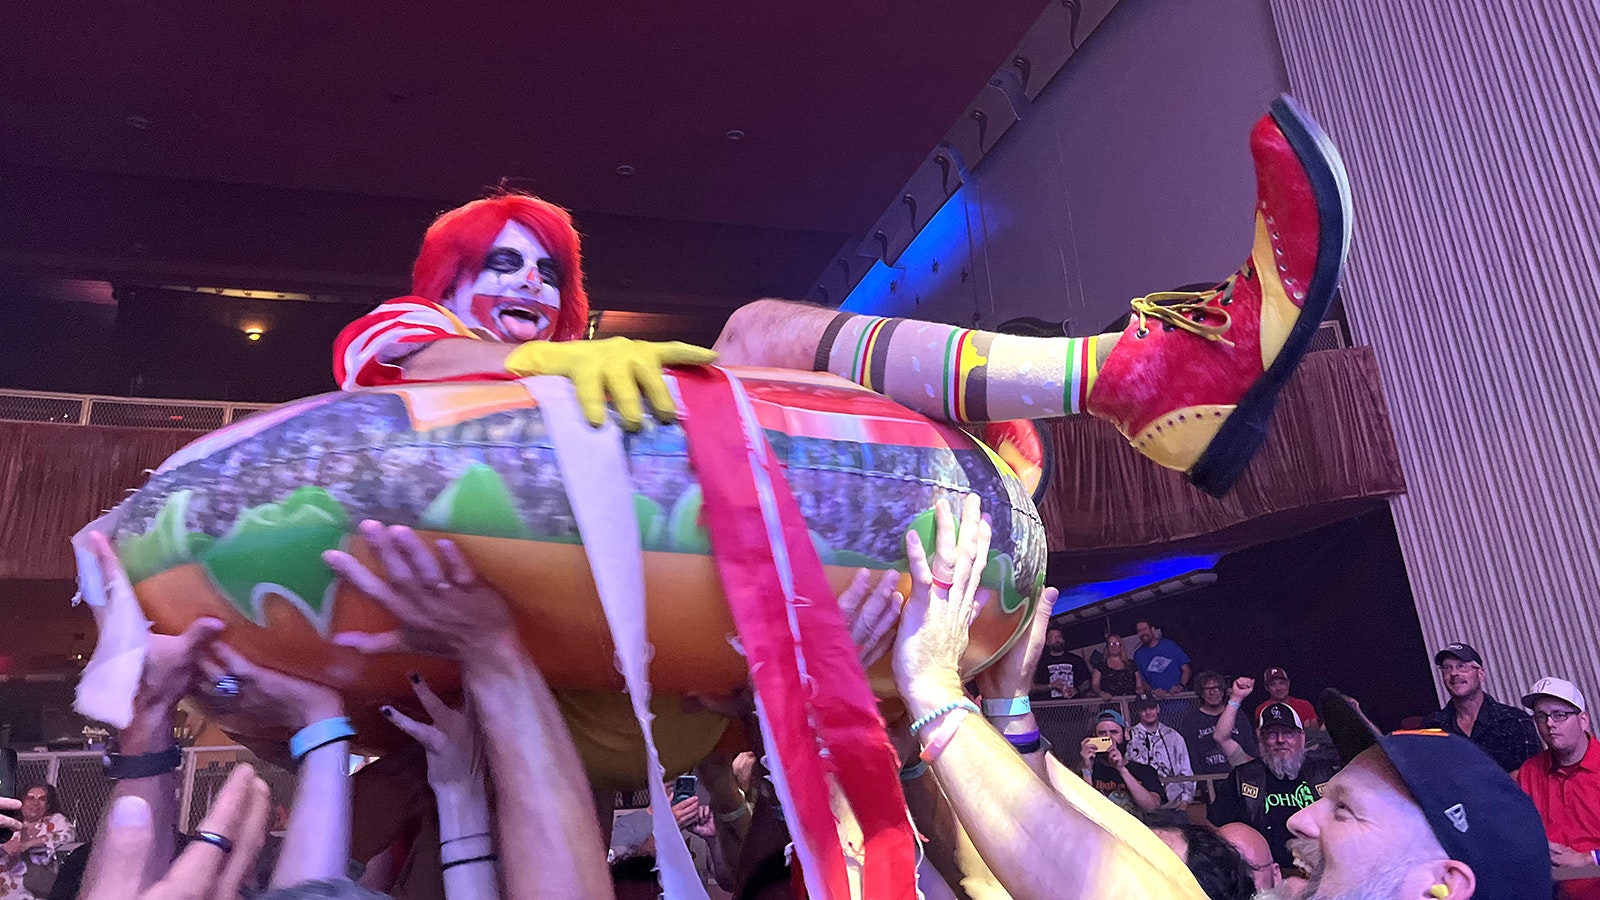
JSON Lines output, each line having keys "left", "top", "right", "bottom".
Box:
{"left": 334, "top": 96, "right": 1347, "bottom": 498}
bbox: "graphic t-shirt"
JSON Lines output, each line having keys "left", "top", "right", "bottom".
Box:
{"left": 1180, "top": 706, "right": 1260, "bottom": 775}
{"left": 1032, "top": 650, "right": 1091, "bottom": 699}
{"left": 1089, "top": 758, "right": 1166, "bottom": 812}
{"left": 1133, "top": 639, "right": 1190, "bottom": 691}
{"left": 1208, "top": 761, "right": 1334, "bottom": 869}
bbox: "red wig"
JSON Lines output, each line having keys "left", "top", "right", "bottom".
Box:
{"left": 411, "top": 193, "right": 589, "bottom": 342}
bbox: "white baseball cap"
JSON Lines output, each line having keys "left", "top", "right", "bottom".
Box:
{"left": 1522, "top": 677, "right": 1587, "bottom": 713}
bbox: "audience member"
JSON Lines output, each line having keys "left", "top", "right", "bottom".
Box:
{"left": 1031, "top": 626, "right": 1091, "bottom": 700}
{"left": 1255, "top": 667, "right": 1320, "bottom": 729}
{"left": 1125, "top": 695, "right": 1196, "bottom": 808}
{"left": 0, "top": 784, "right": 74, "bottom": 900}
{"left": 1515, "top": 677, "right": 1600, "bottom": 899}
{"left": 1141, "top": 812, "right": 1255, "bottom": 900}
{"left": 1092, "top": 634, "right": 1146, "bottom": 698}
{"left": 1420, "top": 642, "right": 1541, "bottom": 772}
{"left": 1079, "top": 710, "right": 1166, "bottom": 813}
{"left": 1180, "top": 671, "right": 1258, "bottom": 776}
{"left": 1133, "top": 619, "right": 1191, "bottom": 698}
{"left": 1217, "top": 822, "right": 1280, "bottom": 891}
{"left": 1208, "top": 698, "right": 1339, "bottom": 872}
{"left": 1267, "top": 689, "right": 1552, "bottom": 900}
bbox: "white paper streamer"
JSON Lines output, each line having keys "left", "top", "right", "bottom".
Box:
{"left": 521, "top": 376, "right": 709, "bottom": 900}
{"left": 70, "top": 511, "right": 151, "bottom": 729}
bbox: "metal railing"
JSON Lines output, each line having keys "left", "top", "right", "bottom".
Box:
{"left": 17, "top": 746, "right": 297, "bottom": 835}
{"left": 0, "top": 388, "right": 272, "bottom": 430}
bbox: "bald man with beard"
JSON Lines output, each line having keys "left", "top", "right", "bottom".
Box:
{"left": 1259, "top": 690, "right": 1551, "bottom": 900}
{"left": 1219, "top": 822, "right": 1281, "bottom": 892}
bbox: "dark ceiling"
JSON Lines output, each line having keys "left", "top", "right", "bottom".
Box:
{"left": 2, "top": 2, "right": 1050, "bottom": 234}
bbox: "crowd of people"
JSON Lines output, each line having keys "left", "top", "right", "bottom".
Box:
{"left": 0, "top": 496, "right": 1588, "bottom": 900}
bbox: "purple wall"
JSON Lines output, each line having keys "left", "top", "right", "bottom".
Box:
{"left": 845, "top": 0, "right": 1290, "bottom": 334}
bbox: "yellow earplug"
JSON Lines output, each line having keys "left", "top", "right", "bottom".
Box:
{"left": 1430, "top": 885, "right": 1449, "bottom": 899}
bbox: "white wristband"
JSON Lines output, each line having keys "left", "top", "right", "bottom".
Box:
{"left": 982, "top": 696, "right": 1032, "bottom": 717}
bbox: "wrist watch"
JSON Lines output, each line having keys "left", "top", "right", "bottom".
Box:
{"left": 102, "top": 741, "right": 182, "bottom": 781}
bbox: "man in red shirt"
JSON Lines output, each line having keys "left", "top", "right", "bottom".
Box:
{"left": 1254, "top": 667, "right": 1321, "bottom": 730}
{"left": 1516, "top": 677, "right": 1600, "bottom": 899}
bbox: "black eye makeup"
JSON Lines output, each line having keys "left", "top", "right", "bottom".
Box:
{"left": 483, "top": 246, "right": 525, "bottom": 274}
{"left": 537, "top": 258, "right": 560, "bottom": 285}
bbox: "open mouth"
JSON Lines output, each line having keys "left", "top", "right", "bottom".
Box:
{"left": 472, "top": 294, "right": 557, "bottom": 342}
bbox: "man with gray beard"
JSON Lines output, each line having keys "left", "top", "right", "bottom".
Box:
{"left": 1210, "top": 702, "right": 1340, "bottom": 874}
{"left": 1253, "top": 690, "right": 1550, "bottom": 900}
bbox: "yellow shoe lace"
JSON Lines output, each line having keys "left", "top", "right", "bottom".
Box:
{"left": 1128, "top": 279, "right": 1236, "bottom": 347}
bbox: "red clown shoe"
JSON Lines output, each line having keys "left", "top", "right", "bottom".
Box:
{"left": 1086, "top": 94, "right": 1353, "bottom": 497}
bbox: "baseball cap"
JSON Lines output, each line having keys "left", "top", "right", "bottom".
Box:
{"left": 1319, "top": 688, "right": 1550, "bottom": 900}
{"left": 1522, "top": 676, "right": 1587, "bottom": 713}
{"left": 1433, "top": 642, "right": 1483, "bottom": 666}
{"left": 1263, "top": 666, "right": 1289, "bottom": 682}
{"left": 1256, "top": 702, "right": 1303, "bottom": 731}
{"left": 1095, "top": 709, "right": 1127, "bottom": 728}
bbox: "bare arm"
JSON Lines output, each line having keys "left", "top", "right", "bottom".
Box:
{"left": 1213, "top": 678, "right": 1255, "bottom": 764}
{"left": 271, "top": 734, "right": 353, "bottom": 887}
{"left": 712, "top": 298, "right": 838, "bottom": 370}
{"left": 392, "top": 338, "right": 518, "bottom": 381}
{"left": 326, "top": 523, "right": 614, "bottom": 900}
{"left": 894, "top": 499, "right": 1203, "bottom": 899}
{"left": 466, "top": 636, "right": 615, "bottom": 900}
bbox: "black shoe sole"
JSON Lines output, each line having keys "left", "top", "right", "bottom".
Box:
{"left": 1186, "top": 94, "right": 1353, "bottom": 498}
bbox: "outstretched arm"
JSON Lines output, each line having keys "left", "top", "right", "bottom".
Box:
{"left": 327, "top": 521, "right": 615, "bottom": 900}
{"left": 893, "top": 497, "right": 1204, "bottom": 899}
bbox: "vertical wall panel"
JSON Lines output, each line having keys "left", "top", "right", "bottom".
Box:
{"left": 1270, "top": 1, "right": 1600, "bottom": 705}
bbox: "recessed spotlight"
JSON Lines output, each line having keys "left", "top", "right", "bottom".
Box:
{"left": 725, "top": 129, "right": 746, "bottom": 141}
{"left": 125, "top": 115, "right": 154, "bottom": 130}
{"left": 615, "top": 164, "right": 636, "bottom": 176}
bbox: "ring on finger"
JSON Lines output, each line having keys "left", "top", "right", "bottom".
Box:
{"left": 931, "top": 576, "right": 955, "bottom": 591}
{"left": 209, "top": 674, "right": 244, "bottom": 701}
{"left": 190, "top": 830, "right": 234, "bottom": 854}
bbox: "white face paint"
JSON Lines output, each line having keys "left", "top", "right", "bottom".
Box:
{"left": 444, "top": 220, "right": 562, "bottom": 342}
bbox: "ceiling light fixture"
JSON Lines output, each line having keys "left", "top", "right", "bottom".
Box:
{"left": 725, "top": 129, "right": 746, "bottom": 141}
{"left": 615, "top": 164, "right": 636, "bottom": 177}
{"left": 241, "top": 322, "right": 267, "bottom": 342}
{"left": 125, "top": 115, "right": 154, "bottom": 130}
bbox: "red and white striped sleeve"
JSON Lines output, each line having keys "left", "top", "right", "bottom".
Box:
{"left": 332, "top": 296, "right": 473, "bottom": 389}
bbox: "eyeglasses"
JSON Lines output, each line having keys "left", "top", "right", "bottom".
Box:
{"left": 1438, "top": 662, "right": 1482, "bottom": 675}
{"left": 1532, "top": 710, "right": 1580, "bottom": 724}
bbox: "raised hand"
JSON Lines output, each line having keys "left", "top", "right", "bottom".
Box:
{"left": 1230, "top": 677, "right": 1255, "bottom": 703}
{"left": 975, "top": 587, "right": 1059, "bottom": 703}
{"left": 835, "top": 567, "right": 903, "bottom": 668}
{"left": 81, "top": 765, "right": 271, "bottom": 900}
{"left": 892, "top": 495, "right": 993, "bottom": 707}
{"left": 380, "top": 673, "right": 485, "bottom": 796}
{"left": 326, "top": 521, "right": 516, "bottom": 659}
{"left": 194, "top": 642, "right": 343, "bottom": 733}
{"left": 503, "top": 336, "right": 718, "bottom": 429}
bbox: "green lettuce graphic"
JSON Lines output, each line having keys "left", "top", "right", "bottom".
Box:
{"left": 901, "top": 506, "right": 1027, "bottom": 612}
{"left": 667, "top": 485, "right": 711, "bottom": 554}
{"left": 118, "top": 490, "right": 215, "bottom": 583}
{"left": 420, "top": 463, "right": 537, "bottom": 541}
{"left": 636, "top": 494, "right": 667, "bottom": 551}
{"left": 199, "top": 486, "right": 350, "bottom": 631}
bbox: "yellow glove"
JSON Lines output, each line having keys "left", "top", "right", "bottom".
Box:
{"left": 503, "top": 337, "right": 718, "bottom": 429}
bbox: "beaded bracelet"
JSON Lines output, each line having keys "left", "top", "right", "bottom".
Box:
{"left": 919, "top": 707, "right": 972, "bottom": 763}
{"left": 909, "top": 699, "right": 981, "bottom": 737}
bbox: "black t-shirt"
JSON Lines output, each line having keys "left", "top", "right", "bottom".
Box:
{"left": 1208, "top": 760, "right": 1333, "bottom": 869}
{"left": 1031, "top": 650, "right": 1091, "bottom": 699}
{"left": 1087, "top": 757, "right": 1165, "bottom": 812}
{"left": 1095, "top": 659, "right": 1141, "bottom": 696}
{"left": 1179, "top": 706, "right": 1260, "bottom": 775}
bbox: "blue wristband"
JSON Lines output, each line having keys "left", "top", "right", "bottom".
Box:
{"left": 289, "top": 716, "right": 356, "bottom": 760}
{"left": 909, "top": 700, "right": 981, "bottom": 737}
{"left": 982, "top": 696, "right": 1031, "bottom": 717}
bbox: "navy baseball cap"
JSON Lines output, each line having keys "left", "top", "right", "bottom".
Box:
{"left": 1095, "top": 709, "right": 1127, "bottom": 728}
{"left": 1319, "top": 689, "right": 1550, "bottom": 900}
{"left": 1433, "top": 642, "right": 1483, "bottom": 666}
